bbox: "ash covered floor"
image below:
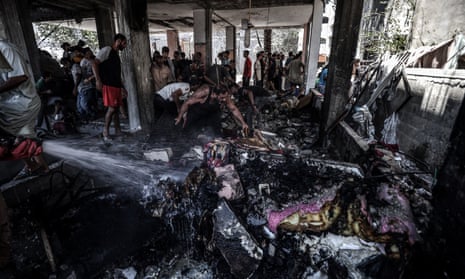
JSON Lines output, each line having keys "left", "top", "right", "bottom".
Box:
{"left": 0, "top": 95, "right": 464, "bottom": 279}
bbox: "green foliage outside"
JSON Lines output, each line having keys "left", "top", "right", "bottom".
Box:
{"left": 271, "top": 28, "right": 300, "bottom": 54}
{"left": 360, "top": 0, "right": 415, "bottom": 60}
{"left": 33, "top": 22, "right": 99, "bottom": 58}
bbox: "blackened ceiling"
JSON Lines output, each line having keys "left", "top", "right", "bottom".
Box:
{"left": 31, "top": 0, "right": 315, "bottom": 31}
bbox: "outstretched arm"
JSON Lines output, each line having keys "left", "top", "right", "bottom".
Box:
{"left": 245, "top": 88, "right": 259, "bottom": 113}
{"left": 225, "top": 97, "right": 248, "bottom": 135}
{"left": 174, "top": 85, "right": 209, "bottom": 125}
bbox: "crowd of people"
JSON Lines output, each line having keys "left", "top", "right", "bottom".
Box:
{"left": 2, "top": 31, "right": 314, "bottom": 178}
{"left": 0, "top": 32, "right": 319, "bottom": 269}
{"left": 150, "top": 46, "right": 312, "bottom": 138}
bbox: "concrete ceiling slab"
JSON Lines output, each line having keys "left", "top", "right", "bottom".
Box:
{"left": 32, "top": 0, "right": 314, "bottom": 32}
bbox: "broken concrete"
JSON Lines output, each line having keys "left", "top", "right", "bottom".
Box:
{"left": 0, "top": 86, "right": 451, "bottom": 279}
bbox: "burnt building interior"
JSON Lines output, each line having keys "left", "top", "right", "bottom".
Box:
{"left": 1, "top": 0, "right": 465, "bottom": 278}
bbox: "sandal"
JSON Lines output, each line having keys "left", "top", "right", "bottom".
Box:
{"left": 101, "top": 133, "right": 112, "bottom": 143}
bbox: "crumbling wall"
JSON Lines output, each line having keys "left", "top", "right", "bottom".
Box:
{"left": 410, "top": 0, "right": 465, "bottom": 48}
{"left": 396, "top": 68, "right": 465, "bottom": 169}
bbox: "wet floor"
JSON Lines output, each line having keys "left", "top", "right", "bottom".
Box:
{"left": 1, "top": 101, "right": 464, "bottom": 279}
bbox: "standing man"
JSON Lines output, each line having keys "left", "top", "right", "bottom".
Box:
{"left": 161, "top": 46, "right": 176, "bottom": 80}
{"left": 287, "top": 51, "right": 305, "bottom": 96}
{"left": 0, "top": 39, "right": 50, "bottom": 179}
{"left": 92, "top": 33, "right": 127, "bottom": 141}
{"left": 151, "top": 52, "right": 174, "bottom": 92}
{"left": 242, "top": 50, "right": 252, "bottom": 88}
{"left": 253, "top": 51, "right": 264, "bottom": 88}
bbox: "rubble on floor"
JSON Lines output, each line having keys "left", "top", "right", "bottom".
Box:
{"left": 3, "top": 93, "right": 434, "bottom": 279}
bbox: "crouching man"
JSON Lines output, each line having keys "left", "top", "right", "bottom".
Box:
{"left": 153, "top": 82, "right": 190, "bottom": 121}
{"left": 174, "top": 85, "right": 248, "bottom": 136}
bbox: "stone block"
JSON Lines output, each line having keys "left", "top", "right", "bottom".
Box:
{"left": 143, "top": 148, "right": 173, "bottom": 162}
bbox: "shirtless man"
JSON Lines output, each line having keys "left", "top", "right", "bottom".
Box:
{"left": 174, "top": 85, "right": 248, "bottom": 135}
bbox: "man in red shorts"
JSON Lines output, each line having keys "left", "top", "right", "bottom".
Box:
{"left": 92, "top": 33, "right": 128, "bottom": 141}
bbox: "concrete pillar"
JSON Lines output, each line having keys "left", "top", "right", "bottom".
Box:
{"left": 225, "top": 26, "right": 236, "bottom": 61}
{"left": 166, "top": 30, "right": 180, "bottom": 56}
{"left": 305, "top": 0, "right": 324, "bottom": 94}
{"left": 114, "top": 0, "right": 154, "bottom": 131}
{"left": 0, "top": 0, "right": 40, "bottom": 79}
{"left": 320, "top": 0, "right": 364, "bottom": 141}
{"left": 264, "top": 29, "right": 272, "bottom": 54}
{"left": 95, "top": 7, "right": 115, "bottom": 49}
{"left": 194, "top": 9, "right": 212, "bottom": 67}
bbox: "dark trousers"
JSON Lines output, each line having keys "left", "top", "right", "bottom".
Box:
{"left": 185, "top": 103, "right": 222, "bottom": 135}
{"left": 153, "top": 94, "right": 178, "bottom": 122}
{"left": 242, "top": 77, "right": 250, "bottom": 88}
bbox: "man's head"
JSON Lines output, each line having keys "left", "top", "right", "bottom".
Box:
{"left": 212, "top": 86, "right": 228, "bottom": 101}
{"left": 229, "top": 83, "right": 240, "bottom": 95}
{"left": 162, "top": 46, "right": 170, "bottom": 57}
{"left": 77, "top": 39, "right": 86, "bottom": 47}
{"left": 61, "top": 42, "right": 71, "bottom": 50}
{"left": 83, "top": 47, "right": 94, "bottom": 58}
{"left": 113, "top": 33, "right": 127, "bottom": 51}
{"left": 243, "top": 50, "right": 249, "bottom": 57}
{"left": 71, "top": 50, "right": 83, "bottom": 63}
{"left": 153, "top": 52, "right": 163, "bottom": 65}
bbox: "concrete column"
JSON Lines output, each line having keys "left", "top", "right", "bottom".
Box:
{"left": 305, "top": 0, "right": 324, "bottom": 94}
{"left": 114, "top": 0, "right": 154, "bottom": 131}
{"left": 166, "top": 30, "right": 180, "bottom": 56}
{"left": 194, "top": 9, "right": 212, "bottom": 67}
{"left": 0, "top": 0, "right": 40, "bottom": 79}
{"left": 264, "top": 29, "right": 272, "bottom": 54}
{"left": 225, "top": 26, "right": 236, "bottom": 61}
{"left": 95, "top": 7, "right": 115, "bottom": 49}
{"left": 320, "top": 0, "right": 364, "bottom": 141}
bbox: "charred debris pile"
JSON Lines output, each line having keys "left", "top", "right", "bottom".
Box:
{"left": 140, "top": 145, "right": 432, "bottom": 278}
{"left": 9, "top": 94, "right": 434, "bottom": 279}
{"left": 118, "top": 95, "right": 433, "bottom": 278}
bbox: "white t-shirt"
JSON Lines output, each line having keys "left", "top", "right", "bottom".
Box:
{"left": 95, "top": 46, "right": 112, "bottom": 63}
{"left": 157, "top": 82, "right": 190, "bottom": 101}
{"left": 0, "top": 40, "right": 41, "bottom": 136}
{"left": 0, "top": 40, "right": 37, "bottom": 99}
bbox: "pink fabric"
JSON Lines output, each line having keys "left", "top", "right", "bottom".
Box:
{"left": 267, "top": 190, "right": 338, "bottom": 233}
